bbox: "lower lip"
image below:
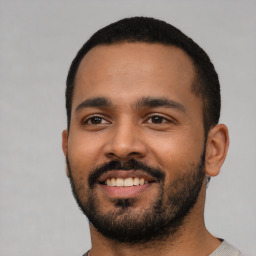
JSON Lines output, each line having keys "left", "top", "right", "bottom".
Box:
{"left": 99, "top": 183, "right": 153, "bottom": 198}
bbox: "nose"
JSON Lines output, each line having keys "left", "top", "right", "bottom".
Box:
{"left": 103, "top": 120, "right": 147, "bottom": 161}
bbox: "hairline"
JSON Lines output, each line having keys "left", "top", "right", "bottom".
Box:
{"left": 69, "top": 41, "right": 206, "bottom": 128}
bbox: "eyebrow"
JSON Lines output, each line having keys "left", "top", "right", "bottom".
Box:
{"left": 75, "top": 97, "right": 113, "bottom": 112}
{"left": 75, "top": 96, "right": 186, "bottom": 113}
{"left": 135, "top": 97, "right": 186, "bottom": 112}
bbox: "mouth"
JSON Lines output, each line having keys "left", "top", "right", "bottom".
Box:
{"left": 101, "top": 177, "right": 153, "bottom": 186}
{"left": 97, "top": 170, "right": 157, "bottom": 198}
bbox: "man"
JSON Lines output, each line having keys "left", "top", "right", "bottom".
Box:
{"left": 62, "top": 17, "right": 242, "bottom": 255}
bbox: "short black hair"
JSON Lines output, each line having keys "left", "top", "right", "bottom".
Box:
{"left": 66, "top": 17, "right": 220, "bottom": 134}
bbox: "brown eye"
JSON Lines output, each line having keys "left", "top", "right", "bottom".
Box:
{"left": 148, "top": 115, "right": 167, "bottom": 124}
{"left": 89, "top": 116, "right": 103, "bottom": 124}
{"left": 84, "top": 116, "right": 109, "bottom": 125}
{"left": 151, "top": 116, "right": 164, "bottom": 123}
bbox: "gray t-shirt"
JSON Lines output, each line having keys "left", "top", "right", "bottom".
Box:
{"left": 83, "top": 240, "right": 242, "bottom": 256}
{"left": 209, "top": 240, "right": 242, "bottom": 256}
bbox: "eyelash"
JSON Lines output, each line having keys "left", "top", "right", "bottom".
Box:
{"left": 82, "top": 115, "right": 110, "bottom": 125}
{"left": 82, "top": 114, "right": 174, "bottom": 126}
{"left": 146, "top": 115, "right": 171, "bottom": 124}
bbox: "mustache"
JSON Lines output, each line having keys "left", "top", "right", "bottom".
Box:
{"left": 88, "top": 159, "right": 165, "bottom": 188}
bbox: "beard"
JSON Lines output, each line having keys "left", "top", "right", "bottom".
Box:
{"left": 67, "top": 152, "right": 205, "bottom": 245}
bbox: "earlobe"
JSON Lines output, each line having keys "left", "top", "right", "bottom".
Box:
{"left": 205, "top": 124, "right": 229, "bottom": 177}
{"left": 62, "top": 130, "right": 70, "bottom": 177}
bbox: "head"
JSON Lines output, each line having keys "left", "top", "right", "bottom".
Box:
{"left": 66, "top": 17, "right": 221, "bottom": 135}
{"left": 62, "top": 17, "right": 229, "bottom": 244}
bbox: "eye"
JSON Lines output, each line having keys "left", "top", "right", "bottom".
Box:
{"left": 83, "top": 115, "right": 110, "bottom": 125}
{"left": 147, "top": 115, "right": 168, "bottom": 124}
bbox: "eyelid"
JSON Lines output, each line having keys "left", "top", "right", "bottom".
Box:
{"left": 81, "top": 114, "right": 111, "bottom": 125}
{"left": 144, "top": 113, "right": 177, "bottom": 124}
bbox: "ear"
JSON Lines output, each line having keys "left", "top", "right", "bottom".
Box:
{"left": 62, "top": 129, "right": 70, "bottom": 177}
{"left": 205, "top": 124, "right": 229, "bottom": 177}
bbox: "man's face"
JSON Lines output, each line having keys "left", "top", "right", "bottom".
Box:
{"left": 63, "top": 43, "right": 206, "bottom": 243}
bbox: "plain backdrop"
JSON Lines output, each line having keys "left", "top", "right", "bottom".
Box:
{"left": 0, "top": 1, "right": 255, "bottom": 255}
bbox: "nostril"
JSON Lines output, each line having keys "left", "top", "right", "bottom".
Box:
{"left": 105, "top": 151, "right": 145, "bottom": 161}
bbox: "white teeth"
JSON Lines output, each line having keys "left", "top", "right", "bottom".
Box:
{"left": 110, "top": 178, "right": 116, "bottom": 186}
{"left": 124, "top": 177, "right": 133, "bottom": 187}
{"left": 134, "top": 177, "right": 140, "bottom": 185}
{"left": 106, "top": 179, "right": 111, "bottom": 186}
{"left": 139, "top": 178, "right": 145, "bottom": 185}
{"left": 104, "top": 177, "right": 150, "bottom": 187}
{"left": 116, "top": 178, "right": 124, "bottom": 186}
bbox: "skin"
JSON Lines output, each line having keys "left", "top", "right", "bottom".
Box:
{"left": 62, "top": 43, "right": 229, "bottom": 256}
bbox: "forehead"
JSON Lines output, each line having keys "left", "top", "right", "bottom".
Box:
{"left": 73, "top": 43, "right": 198, "bottom": 110}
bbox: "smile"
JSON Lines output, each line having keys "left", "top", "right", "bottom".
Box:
{"left": 98, "top": 170, "right": 156, "bottom": 186}
{"left": 104, "top": 177, "right": 150, "bottom": 187}
{"left": 97, "top": 170, "right": 157, "bottom": 198}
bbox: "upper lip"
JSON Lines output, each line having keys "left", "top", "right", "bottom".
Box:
{"left": 97, "top": 170, "right": 157, "bottom": 184}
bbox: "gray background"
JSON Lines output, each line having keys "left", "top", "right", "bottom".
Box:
{"left": 0, "top": 1, "right": 255, "bottom": 255}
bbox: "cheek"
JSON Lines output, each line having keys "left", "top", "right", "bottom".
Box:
{"left": 69, "top": 131, "right": 104, "bottom": 161}
{"left": 67, "top": 132, "right": 105, "bottom": 184}
{"left": 147, "top": 130, "right": 204, "bottom": 175}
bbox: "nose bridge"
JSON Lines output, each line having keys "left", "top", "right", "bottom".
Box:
{"left": 105, "top": 116, "right": 146, "bottom": 160}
